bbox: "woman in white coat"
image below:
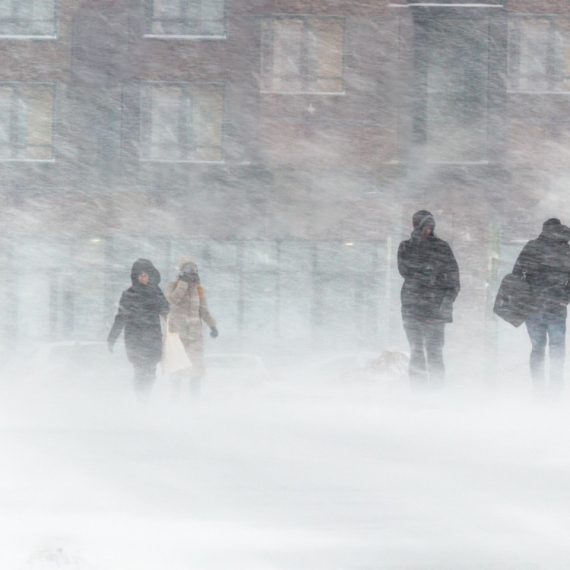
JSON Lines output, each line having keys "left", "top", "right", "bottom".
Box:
{"left": 165, "top": 257, "right": 218, "bottom": 395}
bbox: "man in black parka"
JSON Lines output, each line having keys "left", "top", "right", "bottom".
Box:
{"left": 398, "top": 210, "right": 460, "bottom": 387}
{"left": 512, "top": 218, "right": 570, "bottom": 394}
{"left": 108, "top": 259, "right": 170, "bottom": 394}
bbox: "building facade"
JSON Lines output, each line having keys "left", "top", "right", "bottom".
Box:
{"left": 0, "top": 0, "right": 568, "bottom": 371}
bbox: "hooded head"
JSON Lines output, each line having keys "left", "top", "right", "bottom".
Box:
{"left": 131, "top": 258, "right": 161, "bottom": 287}
{"left": 540, "top": 218, "right": 570, "bottom": 242}
{"left": 412, "top": 210, "right": 436, "bottom": 237}
{"left": 176, "top": 256, "right": 200, "bottom": 283}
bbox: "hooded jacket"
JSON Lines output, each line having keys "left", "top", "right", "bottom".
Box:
{"left": 512, "top": 219, "right": 570, "bottom": 315}
{"left": 107, "top": 259, "right": 170, "bottom": 366}
{"left": 398, "top": 211, "right": 460, "bottom": 323}
{"left": 165, "top": 257, "right": 216, "bottom": 342}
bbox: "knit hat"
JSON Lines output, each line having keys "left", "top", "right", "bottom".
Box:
{"left": 543, "top": 218, "right": 561, "bottom": 230}
{"left": 412, "top": 210, "right": 436, "bottom": 232}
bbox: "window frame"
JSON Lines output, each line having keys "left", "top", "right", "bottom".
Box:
{"left": 424, "top": 14, "right": 491, "bottom": 163}
{"left": 138, "top": 81, "right": 225, "bottom": 164}
{"left": 0, "top": 82, "right": 56, "bottom": 162}
{"left": 508, "top": 15, "right": 570, "bottom": 93}
{"left": 0, "top": 0, "right": 59, "bottom": 40}
{"left": 143, "top": 0, "right": 228, "bottom": 40}
{"left": 260, "top": 15, "right": 346, "bottom": 96}
{"left": 399, "top": 5, "right": 505, "bottom": 166}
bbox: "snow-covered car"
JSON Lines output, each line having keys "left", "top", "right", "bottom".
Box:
{"left": 313, "top": 352, "right": 380, "bottom": 377}
{"left": 204, "top": 353, "right": 267, "bottom": 385}
{"left": 293, "top": 350, "right": 409, "bottom": 384}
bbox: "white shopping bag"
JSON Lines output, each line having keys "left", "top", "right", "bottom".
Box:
{"left": 161, "top": 318, "right": 192, "bottom": 375}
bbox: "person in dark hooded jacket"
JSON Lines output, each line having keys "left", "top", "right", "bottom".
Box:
{"left": 512, "top": 218, "right": 570, "bottom": 394}
{"left": 398, "top": 210, "right": 460, "bottom": 387}
{"left": 107, "top": 259, "right": 170, "bottom": 394}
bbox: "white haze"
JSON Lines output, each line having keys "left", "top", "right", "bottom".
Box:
{"left": 2, "top": 0, "right": 570, "bottom": 568}
{"left": 2, "top": 351, "right": 570, "bottom": 570}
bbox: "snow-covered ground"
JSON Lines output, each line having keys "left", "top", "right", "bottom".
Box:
{"left": 1, "top": 365, "right": 570, "bottom": 570}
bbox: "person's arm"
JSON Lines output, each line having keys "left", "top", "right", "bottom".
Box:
{"left": 107, "top": 293, "right": 129, "bottom": 350}
{"left": 397, "top": 241, "right": 412, "bottom": 278}
{"left": 563, "top": 245, "right": 570, "bottom": 305}
{"left": 434, "top": 244, "right": 460, "bottom": 321}
{"left": 512, "top": 242, "right": 535, "bottom": 279}
{"left": 165, "top": 280, "right": 188, "bottom": 305}
{"left": 157, "top": 287, "right": 170, "bottom": 317}
{"left": 398, "top": 239, "right": 429, "bottom": 280}
{"left": 443, "top": 244, "right": 460, "bottom": 303}
{"left": 199, "top": 287, "right": 218, "bottom": 336}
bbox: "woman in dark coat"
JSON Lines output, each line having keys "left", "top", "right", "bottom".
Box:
{"left": 397, "top": 210, "right": 460, "bottom": 387}
{"left": 107, "top": 259, "right": 170, "bottom": 393}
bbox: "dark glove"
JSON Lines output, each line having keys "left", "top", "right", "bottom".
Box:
{"left": 210, "top": 326, "right": 219, "bottom": 339}
{"left": 108, "top": 341, "right": 114, "bottom": 353}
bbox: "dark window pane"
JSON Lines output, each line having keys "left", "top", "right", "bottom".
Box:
{"left": 150, "top": 0, "right": 225, "bottom": 37}
{"left": 427, "top": 18, "right": 489, "bottom": 162}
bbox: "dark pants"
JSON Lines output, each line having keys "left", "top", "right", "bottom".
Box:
{"left": 403, "top": 320, "right": 446, "bottom": 387}
{"left": 133, "top": 361, "right": 156, "bottom": 395}
{"left": 526, "top": 311, "right": 566, "bottom": 394}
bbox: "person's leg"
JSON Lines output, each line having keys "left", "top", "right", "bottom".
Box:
{"left": 425, "top": 322, "right": 446, "bottom": 387}
{"left": 133, "top": 361, "right": 156, "bottom": 397}
{"left": 187, "top": 337, "right": 206, "bottom": 396}
{"left": 168, "top": 336, "right": 192, "bottom": 399}
{"left": 546, "top": 312, "right": 566, "bottom": 396}
{"left": 169, "top": 370, "right": 184, "bottom": 400}
{"left": 526, "top": 312, "right": 548, "bottom": 392}
{"left": 403, "top": 320, "right": 428, "bottom": 387}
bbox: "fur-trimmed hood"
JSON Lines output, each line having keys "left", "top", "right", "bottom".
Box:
{"left": 175, "top": 256, "right": 197, "bottom": 272}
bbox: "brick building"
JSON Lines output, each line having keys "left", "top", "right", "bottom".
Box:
{"left": 0, "top": 0, "right": 568, "bottom": 371}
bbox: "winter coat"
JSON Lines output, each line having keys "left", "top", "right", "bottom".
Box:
{"left": 398, "top": 231, "right": 460, "bottom": 323}
{"left": 512, "top": 225, "right": 570, "bottom": 316}
{"left": 107, "top": 259, "right": 170, "bottom": 366}
{"left": 165, "top": 258, "right": 216, "bottom": 342}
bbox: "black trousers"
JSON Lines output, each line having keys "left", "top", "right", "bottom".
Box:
{"left": 526, "top": 311, "right": 566, "bottom": 394}
{"left": 403, "top": 320, "right": 446, "bottom": 387}
{"left": 133, "top": 361, "right": 157, "bottom": 395}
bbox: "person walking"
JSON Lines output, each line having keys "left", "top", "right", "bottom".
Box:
{"left": 165, "top": 258, "right": 218, "bottom": 396}
{"left": 107, "top": 259, "right": 170, "bottom": 395}
{"left": 398, "top": 210, "right": 460, "bottom": 388}
{"left": 512, "top": 218, "right": 570, "bottom": 395}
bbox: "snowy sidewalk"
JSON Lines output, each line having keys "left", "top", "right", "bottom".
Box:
{"left": 0, "top": 378, "right": 569, "bottom": 569}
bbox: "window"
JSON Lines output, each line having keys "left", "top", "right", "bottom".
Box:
{"left": 140, "top": 84, "right": 223, "bottom": 162}
{"left": 261, "top": 17, "right": 344, "bottom": 93}
{"left": 509, "top": 17, "right": 570, "bottom": 92}
{"left": 0, "top": 84, "right": 54, "bottom": 160}
{"left": 147, "top": 0, "right": 225, "bottom": 37}
{"left": 426, "top": 18, "right": 489, "bottom": 162}
{"left": 0, "top": 0, "right": 57, "bottom": 36}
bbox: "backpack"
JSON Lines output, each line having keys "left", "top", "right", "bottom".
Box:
{"left": 493, "top": 272, "right": 533, "bottom": 328}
